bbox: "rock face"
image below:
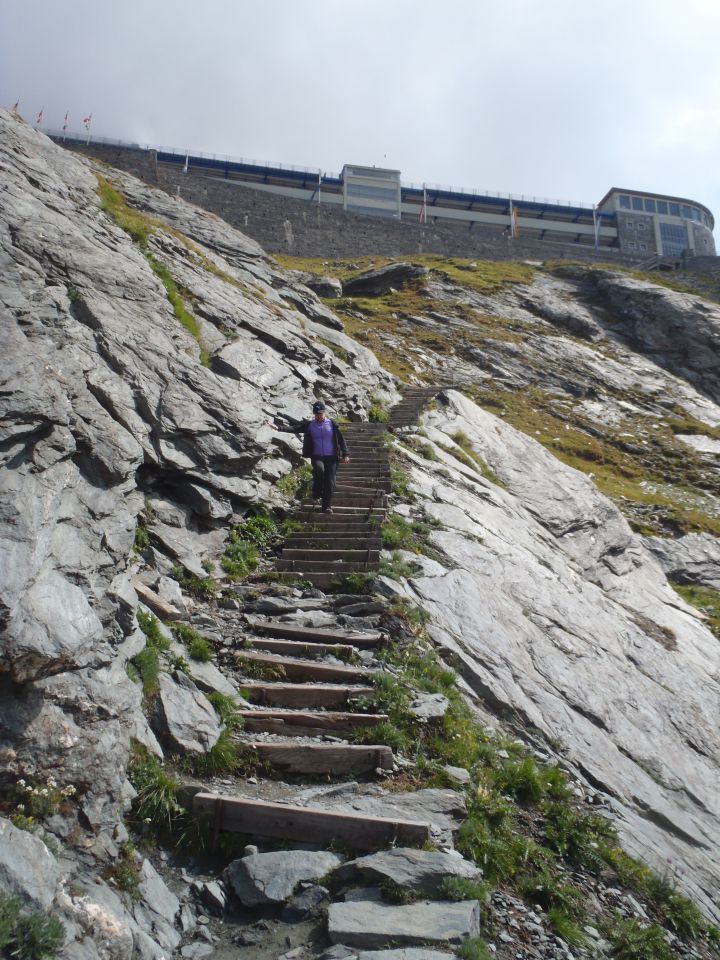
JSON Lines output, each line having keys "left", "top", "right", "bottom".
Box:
{"left": 0, "top": 818, "right": 59, "bottom": 911}
{"left": 400, "top": 390, "right": 720, "bottom": 919}
{"left": 643, "top": 532, "right": 720, "bottom": 590}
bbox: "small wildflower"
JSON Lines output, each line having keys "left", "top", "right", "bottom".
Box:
{"left": 144, "top": 817, "right": 152, "bottom": 824}
{"left": 17, "top": 779, "right": 26, "bottom": 787}
{"left": 16, "top": 804, "right": 25, "bottom": 812}
{"left": 47, "top": 777, "right": 57, "bottom": 788}
{"left": 39, "top": 788, "right": 49, "bottom": 796}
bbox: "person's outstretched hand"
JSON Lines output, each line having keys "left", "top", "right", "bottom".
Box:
{"left": 342, "top": 456, "right": 350, "bottom": 463}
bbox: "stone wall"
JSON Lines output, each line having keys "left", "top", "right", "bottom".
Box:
{"left": 63, "top": 141, "right": 638, "bottom": 265}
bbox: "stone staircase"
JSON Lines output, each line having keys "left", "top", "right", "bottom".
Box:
{"left": 275, "top": 386, "right": 442, "bottom": 589}
{"left": 193, "top": 387, "right": 442, "bottom": 849}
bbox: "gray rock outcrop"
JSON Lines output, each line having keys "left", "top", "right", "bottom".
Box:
{"left": 0, "top": 818, "right": 60, "bottom": 911}
{"left": 327, "top": 900, "right": 480, "bottom": 948}
{"left": 643, "top": 532, "right": 720, "bottom": 590}
{"left": 336, "top": 848, "right": 482, "bottom": 896}
{"left": 227, "top": 850, "right": 343, "bottom": 906}
{"left": 153, "top": 672, "right": 223, "bottom": 754}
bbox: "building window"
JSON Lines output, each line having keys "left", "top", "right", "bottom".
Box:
{"left": 639, "top": 242, "right": 648, "bottom": 251}
{"left": 669, "top": 203, "right": 680, "bottom": 216}
{"left": 637, "top": 222, "right": 646, "bottom": 231}
{"left": 682, "top": 205, "right": 692, "bottom": 218}
{"left": 644, "top": 198, "right": 656, "bottom": 213}
{"left": 626, "top": 241, "right": 637, "bottom": 250}
{"left": 619, "top": 195, "right": 631, "bottom": 209}
{"left": 632, "top": 196, "right": 644, "bottom": 211}
{"left": 625, "top": 220, "right": 634, "bottom": 229}
{"left": 660, "top": 221, "right": 688, "bottom": 255}
{"left": 657, "top": 201, "right": 669, "bottom": 214}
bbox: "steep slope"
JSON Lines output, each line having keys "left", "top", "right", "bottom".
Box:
{"left": 3, "top": 109, "right": 720, "bottom": 959}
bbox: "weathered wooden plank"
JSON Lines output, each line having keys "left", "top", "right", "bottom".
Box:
{"left": 234, "top": 650, "right": 375, "bottom": 683}
{"left": 247, "top": 742, "right": 393, "bottom": 774}
{"left": 133, "top": 580, "right": 183, "bottom": 621}
{"left": 238, "top": 683, "right": 375, "bottom": 708}
{"left": 252, "top": 621, "right": 382, "bottom": 646}
{"left": 237, "top": 710, "right": 387, "bottom": 736}
{"left": 193, "top": 794, "right": 430, "bottom": 849}
{"left": 242, "top": 637, "right": 358, "bottom": 659}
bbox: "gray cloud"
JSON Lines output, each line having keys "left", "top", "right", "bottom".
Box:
{"left": 2, "top": 0, "right": 720, "bottom": 224}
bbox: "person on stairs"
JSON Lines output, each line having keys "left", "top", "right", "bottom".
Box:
{"left": 274, "top": 401, "right": 350, "bottom": 512}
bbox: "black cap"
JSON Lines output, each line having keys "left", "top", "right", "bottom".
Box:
{"left": 312, "top": 401, "right": 326, "bottom": 412}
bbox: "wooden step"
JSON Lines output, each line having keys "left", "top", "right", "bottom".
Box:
{"left": 273, "top": 572, "right": 377, "bottom": 588}
{"left": 238, "top": 683, "right": 375, "bottom": 707}
{"left": 246, "top": 742, "right": 393, "bottom": 774}
{"left": 193, "top": 794, "right": 431, "bottom": 849}
{"left": 235, "top": 650, "right": 376, "bottom": 683}
{"left": 284, "top": 541, "right": 382, "bottom": 552}
{"left": 241, "top": 637, "right": 358, "bottom": 659}
{"left": 237, "top": 710, "right": 387, "bottom": 736}
{"left": 281, "top": 548, "right": 380, "bottom": 562}
{"left": 251, "top": 620, "right": 383, "bottom": 646}
{"left": 276, "top": 559, "right": 375, "bottom": 573}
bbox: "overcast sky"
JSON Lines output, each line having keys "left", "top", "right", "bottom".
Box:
{"left": 3, "top": 0, "right": 720, "bottom": 221}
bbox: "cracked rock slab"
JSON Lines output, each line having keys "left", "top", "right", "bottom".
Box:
{"left": 226, "top": 850, "right": 343, "bottom": 906}
{"left": 327, "top": 899, "right": 480, "bottom": 949}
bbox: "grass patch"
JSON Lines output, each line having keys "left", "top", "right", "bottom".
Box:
{"left": 671, "top": 582, "right": 720, "bottom": 640}
{"left": 103, "top": 842, "right": 141, "bottom": 901}
{"left": 605, "top": 917, "right": 674, "bottom": 960}
{"left": 128, "top": 744, "right": 185, "bottom": 832}
{"left": 0, "top": 895, "right": 65, "bottom": 960}
{"left": 96, "top": 176, "right": 209, "bottom": 365}
{"left": 318, "top": 337, "right": 349, "bottom": 363}
{"left": 466, "top": 383, "right": 720, "bottom": 538}
{"left": 171, "top": 622, "right": 213, "bottom": 661}
{"left": 276, "top": 463, "right": 313, "bottom": 499}
{"left": 221, "top": 513, "right": 277, "bottom": 581}
{"left": 130, "top": 612, "right": 172, "bottom": 699}
{"left": 378, "top": 551, "right": 422, "bottom": 580}
{"left": 170, "top": 564, "right": 216, "bottom": 599}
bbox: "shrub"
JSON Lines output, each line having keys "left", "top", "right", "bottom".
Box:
{"left": 458, "top": 938, "right": 493, "bottom": 960}
{"left": 548, "top": 907, "right": 589, "bottom": 948}
{"left": 543, "top": 801, "right": 615, "bottom": 870}
{"left": 188, "top": 636, "right": 213, "bottom": 662}
{"left": 605, "top": 917, "right": 674, "bottom": 960}
{"left": 207, "top": 692, "right": 244, "bottom": 731}
{"left": 11, "top": 913, "right": 65, "bottom": 960}
{"left": 128, "top": 748, "right": 184, "bottom": 831}
{"left": 369, "top": 399, "right": 390, "bottom": 423}
{"left": 437, "top": 876, "right": 489, "bottom": 903}
{"left": 493, "top": 756, "right": 547, "bottom": 805}
{"left": 276, "top": 463, "right": 312, "bottom": 498}
{"left": 0, "top": 896, "right": 65, "bottom": 960}
{"left": 221, "top": 533, "right": 259, "bottom": 580}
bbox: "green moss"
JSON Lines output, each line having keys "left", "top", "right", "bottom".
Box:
{"left": 96, "top": 176, "right": 209, "bottom": 365}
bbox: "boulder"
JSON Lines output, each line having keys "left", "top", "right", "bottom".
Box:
{"left": 226, "top": 850, "right": 342, "bottom": 906}
{"left": 336, "top": 848, "right": 482, "bottom": 897}
{"left": 642, "top": 533, "right": 720, "bottom": 591}
{"left": 342, "top": 263, "right": 428, "bottom": 297}
{"left": 408, "top": 693, "right": 449, "bottom": 722}
{"left": 153, "top": 672, "right": 223, "bottom": 754}
{"left": 0, "top": 817, "right": 59, "bottom": 911}
{"left": 327, "top": 900, "right": 480, "bottom": 949}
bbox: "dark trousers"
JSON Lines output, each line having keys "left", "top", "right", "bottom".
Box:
{"left": 311, "top": 456, "right": 338, "bottom": 507}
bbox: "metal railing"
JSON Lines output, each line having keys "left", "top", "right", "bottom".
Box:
{"left": 42, "top": 127, "right": 594, "bottom": 211}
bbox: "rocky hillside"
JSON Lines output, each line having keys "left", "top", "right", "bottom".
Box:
{"left": 2, "top": 108, "right": 720, "bottom": 960}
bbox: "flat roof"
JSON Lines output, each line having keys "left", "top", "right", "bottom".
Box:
{"left": 342, "top": 164, "right": 402, "bottom": 177}
{"left": 598, "top": 186, "right": 714, "bottom": 225}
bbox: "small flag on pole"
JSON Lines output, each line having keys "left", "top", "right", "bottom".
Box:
{"left": 35, "top": 107, "right": 44, "bottom": 128}
{"left": 11, "top": 100, "right": 19, "bottom": 113}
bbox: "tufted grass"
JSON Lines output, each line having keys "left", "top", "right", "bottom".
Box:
{"left": 96, "top": 176, "right": 209, "bottom": 365}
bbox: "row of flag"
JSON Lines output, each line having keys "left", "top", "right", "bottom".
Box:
{"left": 10, "top": 102, "right": 93, "bottom": 135}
